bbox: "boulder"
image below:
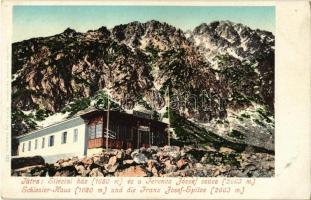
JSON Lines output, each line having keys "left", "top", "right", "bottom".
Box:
{"left": 176, "top": 159, "right": 188, "bottom": 169}
{"left": 106, "top": 149, "right": 120, "bottom": 156}
{"left": 105, "top": 163, "right": 119, "bottom": 173}
{"left": 105, "top": 156, "right": 119, "bottom": 173}
{"left": 57, "top": 159, "right": 65, "bottom": 164}
{"left": 229, "top": 170, "right": 247, "bottom": 177}
{"left": 194, "top": 163, "right": 204, "bottom": 169}
{"left": 133, "top": 153, "right": 147, "bottom": 164}
{"left": 89, "top": 168, "right": 104, "bottom": 177}
{"left": 12, "top": 165, "right": 45, "bottom": 176}
{"left": 206, "top": 146, "right": 217, "bottom": 152}
{"left": 151, "top": 154, "right": 158, "bottom": 160}
{"left": 130, "top": 149, "right": 140, "bottom": 158}
{"left": 80, "top": 157, "right": 93, "bottom": 166}
{"left": 185, "top": 154, "right": 198, "bottom": 164}
{"left": 108, "top": 156, "right": 117, "bottom": 166}
{"left": 94, "top": 155, "right": 110, "bottom": 167}
{"left": 31, "top": 167, "right": 47, "bottom": 176}
{"left": 219, "top": 147, "right": 235, "bottom": 154}
{"left": 116, "top": 166, "right": 148, "bottom": 177}
{"left": 92, "top": 155, "right": 101, "bottom": 163}
{"left": 260, "top": 161, "right": 274, "bottom": 170}
{"left": 163, "top": 145, "right": 180, "bottom": 152}
{"left": 146, "top": 160, "right": 159, "bottom": 176}
{"left": 116, "top": 150, "right": 125, "bottom": 160}
{"left": 11, "top": 156, "right": 45, "bottom": 170}
{"left": 55, "top": 166, "right": 78, "bottom": 176}
{"left": 150, "top": 167, "right": 159, "bottom": 176}
{"left": 60, "top": 160, "right": 75, "bottom": 168}
{"left": 75, "top": 165, "right": 88, "bottom": 176}
{"left": 125, "top": 148, "right": 133, "bottom": 156}
{"left": 185, "top": 148, "right": 207, "bottom": 161}
{"left": 147, "top": 146, "right": 159, "bottom": 154}
{"left": 243, "top": 164, "right": 257, "bottom": 175}
{"left": 139, "top": 147, "right": 146, "bottom": 153}
{"left": 168, "top": 151, "right": 181, "bottom": 161}
{"left": 161, "top": 168, "right": 211, "bottom": 177}
{"left": 163, "top": 160, "right": 177, "bottom": 174}
{"left": 54, "top": 163, "right": 61, "bottom": 168}
{"left": 123, "top": 159, "right": 134, "bottom": 166}
{"left": 146, "top": 159, "right": 158, "bottom": 172}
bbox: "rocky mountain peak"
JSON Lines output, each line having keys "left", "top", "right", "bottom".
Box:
{"left": 95, "top": 26, "right": 111, "bottom": 39}
{"left": 189, "top": 20, "right": 274, "bottom": 62}
{"left": 145, "top": 20, "right": 171, "bottom": 29}
{"left": 62, "top": 27, "right": 77, "bottom": 37}
{"left": 194, "top": 20, "right": 245, "bottom": 34}
{"left": 109, "top": 20, "right": 188, "bottom": 50}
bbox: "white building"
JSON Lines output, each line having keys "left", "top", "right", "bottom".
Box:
{"left": 16, "top": 115, "right": 88, "bottom": 163}
{"left": 15, "top": 109, "right": 167, "bottom": 163}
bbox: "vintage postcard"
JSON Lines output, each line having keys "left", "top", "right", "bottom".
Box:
{"left": 1, "top": 0, "right": 310, "bottom": 199}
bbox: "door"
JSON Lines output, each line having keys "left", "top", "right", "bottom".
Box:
{"left": 136, "top": 126, "right": 151, "bottom": 148}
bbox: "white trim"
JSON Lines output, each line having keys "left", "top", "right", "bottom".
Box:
{"left": 15, "top": 116, "right": 81, "bottom": 139}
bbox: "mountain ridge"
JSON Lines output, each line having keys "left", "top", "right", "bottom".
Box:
{"left": 11, "top": 20, "right": 275, "bottom": 153}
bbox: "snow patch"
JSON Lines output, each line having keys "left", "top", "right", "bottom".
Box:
{"left": 162, "top": 117, "right": 169, "bottom": 124}
{"left": 184, "top": 32, "right": 191, "bottom": 39}
{"left": 240, "top": 38, "right": 249, "bottom": 51}
{"left": 21, "top": 110, "right": 35, "bottom": 116}
{"left": 125, "top": 104, "right": 150, "bottom": 115}
{"left": 12, "top": 70, "right": 22, "bottom": 82}
{"left": 193, "top": 36, "right": 215, "bottom": 51}
{"left": 36, "top": 112, "right": 70, "bottom": 128}
{"left": 227, "top": 47, "right": 243, "bottom": 60}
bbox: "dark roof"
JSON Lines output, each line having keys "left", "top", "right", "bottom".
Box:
{"left": 80, "top": 109, "right": 167, "bottom": 126}
{"left": 16, "top": 108, "right": 167, "bottom": 139}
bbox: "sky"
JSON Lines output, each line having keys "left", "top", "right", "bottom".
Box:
{"left": 13, "top": 6, "right": 275, "bottom": 42}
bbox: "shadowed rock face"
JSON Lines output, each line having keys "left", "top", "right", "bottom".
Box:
{"left": 11, "top": 146, "right": 274, "bottom": 177}
{"left": 11, "top": 156, "right": 45, "bottom": 170}
{"left": 11, "top": 20, "right": 274, "bottom": 152}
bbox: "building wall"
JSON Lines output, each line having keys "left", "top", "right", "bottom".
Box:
{"left": 86, "top": 111, "right": 168, "bottom": 149}
{"left": 17, "top": 120, "right": 88, "bottom": 160}
{"left": 15, "top": 111, "right": 168, "bottom": 163}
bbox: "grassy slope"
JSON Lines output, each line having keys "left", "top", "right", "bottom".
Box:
{"left": 169, "top": 110, "right": 274, "bottom": 154}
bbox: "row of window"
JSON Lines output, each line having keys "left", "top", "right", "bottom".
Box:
{"left": 88, "top": 123, "right": 131, "bottom": 140}
{"left": 87, "top": 122, "right": 166, "bottom": 147}
{"left": 21, "top": 128, "right": 79, "bottom": 152}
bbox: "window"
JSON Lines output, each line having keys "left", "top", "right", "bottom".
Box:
{"left": 95, "top": 123, "right": 103, "bottom": 138}
{"left": 89, "top": 125, "right": 95, "bottom": 139}
{"left": 73, "top": 129, "right": 78, "bottom": 142}
{"left": 109, "top": 123, "right": 118, "bottom": 138}
{"left": 61, "top": 132, "right": 67, "bottom": 144}
{"left": 48, "top": 135, "right": 54, "bottom": 147}
{"left": 89, "top": 123, "right": 104, "bottom": 139}
{"left": 42, "top": 137, "right": 45, "bottom": 148}
{"left": 34, "top": 139, "right": 38, "bottom": 150}
{"left": 28, "top": 141, "right": 31, "bottom": 151}
{"left": 22, "top": 143, "right": 25, "bottom": 152}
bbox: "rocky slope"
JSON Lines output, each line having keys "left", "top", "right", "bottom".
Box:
{"left": 11, "top": 20, "right": 275, "bottom": 153}
{"left": 188, "top": 21, "right": 274, "bottom": 111}
{"left": 12, "top": 146, "right": 274, "bottom": 177}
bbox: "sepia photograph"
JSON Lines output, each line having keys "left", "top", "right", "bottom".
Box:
{"left": 10, "top": 5, "right": 276, "bottom": 178}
